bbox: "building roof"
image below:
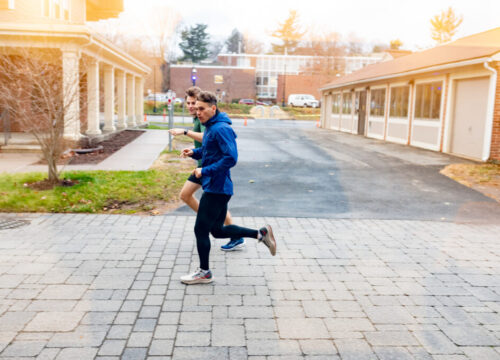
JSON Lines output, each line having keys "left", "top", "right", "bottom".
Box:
{"left": 321, "top": 27, "right": 500, "bottom": 90}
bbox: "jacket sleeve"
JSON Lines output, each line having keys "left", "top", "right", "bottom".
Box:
{"left": 191, "top": 147, "right": 202, "bottom": 160}
{"left": 201, "top": 127, "right": 237, "bottom": 176}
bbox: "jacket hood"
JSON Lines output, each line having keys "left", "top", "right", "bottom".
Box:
{"left": 205, "top": 110, "right": 232, "bottom": 127}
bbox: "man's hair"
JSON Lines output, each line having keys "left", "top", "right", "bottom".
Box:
{"left": 185, "top": 86, "right": 201, "bottom": 99}
{"left": 197, "top": 91, "right": 218, "bottom": 106}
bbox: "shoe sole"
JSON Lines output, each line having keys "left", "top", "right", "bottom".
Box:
{"left": 265, "top": 225, "right": 276, "bottom": 256}
{"left": 181, "top": 277, "right": 214, "bottom": 285}
{"left": 220, "top": 242, "right": 246, "bottom": 251}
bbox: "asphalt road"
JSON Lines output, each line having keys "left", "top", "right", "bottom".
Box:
{"left": 171, "top": 119, "right": 500, "bottom": 223}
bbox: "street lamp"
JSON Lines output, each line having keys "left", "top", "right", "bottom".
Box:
{"left": 153, "top": 65, "right": 156, "bottom": 113}
{"left": 191, "top": 67, "right": 197, "bottom": 86}
{"left": 282, "top": 64, "right": 286, "bottom": 107}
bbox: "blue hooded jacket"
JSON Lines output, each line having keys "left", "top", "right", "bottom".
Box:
{"left": 191, "top": 111, "right": 237, "bottom": 195}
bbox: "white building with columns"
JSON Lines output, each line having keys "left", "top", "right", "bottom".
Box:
{"left": 0, "top": 0, "right": 149, "bottom": 140}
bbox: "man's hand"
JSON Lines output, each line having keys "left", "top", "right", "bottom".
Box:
{"left": 169, "top": 128, "right": 185, "bottom": 136}
{"left": 181, "top": 148, "right": 194, "bottom": 158}
{"left": 193, "top": 167, "right": 202, "bottom": 178}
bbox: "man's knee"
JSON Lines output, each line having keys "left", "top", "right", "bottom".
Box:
{"left": 180, "top": 189, "right": 191, "bottom": 203}
{"left": 210, "top": 227, "right": 225, "bottom": 239}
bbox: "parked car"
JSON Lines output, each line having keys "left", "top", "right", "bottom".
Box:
{"left": 256, "top": 100, "right": 272, "bottom": 106}
{"left": 287, "top": 94, "right": 319, "bottom": 108}
{"left": 173, "top": 97, "right": 184, "bottom": 105}
{"left": 145, "top": 93, "right": 170, "bottom": 102}
{"left": 238, "top": 99, "right": 255, "bottom": 105}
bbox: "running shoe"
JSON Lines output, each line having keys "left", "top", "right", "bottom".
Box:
{"left": 180, "top": 268, "right": 213, "bottom": 284}
{"left": 221, "top": 238, "right": 246, "bottom": 251}
{"left": 258, "top": 225, "right": 276, "bottom": 256}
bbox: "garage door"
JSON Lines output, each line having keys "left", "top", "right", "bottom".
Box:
{"left": 450, "top": 77, "right": 489, "bottom": 160}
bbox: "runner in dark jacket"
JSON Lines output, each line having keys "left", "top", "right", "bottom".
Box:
{"left": 180, "top": 91, "right": 277, "bottom": 285}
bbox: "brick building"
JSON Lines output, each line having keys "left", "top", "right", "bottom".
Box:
{"left": 276, "top": 73, "right": 338, "bottom": 106}
{"left": 169, "top": 64, "right": 255, "bottom": 103}
{"left": 319, "top": 27, "right": 500, "bottom": 162}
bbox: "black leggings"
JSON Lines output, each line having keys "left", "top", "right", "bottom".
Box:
{"left": 195, "top": 192, "right": 259, "bottom": 270}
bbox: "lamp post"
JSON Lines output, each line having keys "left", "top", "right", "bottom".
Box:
{"left": 191, "top": 67, "right": 197, "bottom": 86}
{"left": 153, "top": 65, "right": 156, "bottom": 113}
{"left": 281, "top": 64, "right": 286, "bottom": 107}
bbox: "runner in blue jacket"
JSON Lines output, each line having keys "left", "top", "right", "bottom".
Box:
{"left": 180, "top": 91, "right": 277, "bottom": 285}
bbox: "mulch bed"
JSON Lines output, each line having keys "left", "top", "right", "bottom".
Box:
{"left": 69, "top": 130, "right": 145, "bottom": 165}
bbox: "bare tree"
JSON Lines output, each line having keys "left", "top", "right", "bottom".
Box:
{"left": 242, "top": 33, "right": 264, "bottom": 54}
{"left": 298, "top": 29, "right": 346, "bottom": 76}
{"left": 0, "top": 47, "right": 87, "bottom": 184}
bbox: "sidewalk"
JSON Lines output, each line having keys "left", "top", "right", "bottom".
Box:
{"left": 0, "top": 213, "right": 499, "bottom": 359}
{"left": 0, "top": 129, "right": 169, "bottom": 174}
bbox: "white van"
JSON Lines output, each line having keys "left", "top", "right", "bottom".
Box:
{"left": 287, "top": 94, "right": 319, "bottom": 108}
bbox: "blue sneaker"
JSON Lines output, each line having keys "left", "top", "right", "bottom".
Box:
{"left": 221, "top": 238, "right": 245, "bottom": 251}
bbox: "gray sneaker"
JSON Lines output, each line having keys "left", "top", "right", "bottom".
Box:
{"left": 258, "top": 225, "right": 276, "bottom": 256}
{"left": 180, "top": 268, "right": 213, "bottom": 285}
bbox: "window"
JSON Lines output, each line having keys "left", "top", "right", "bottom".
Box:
{"left": 331, "top": 94, "right": 341, "bottom": 114}
{"left": 370, "top": 88, "right": 386, "bottom": 116}
{"left": 389, "top": 86, "right": 410, "bottom": 117}
{"left": 415, "top": 81, "right": 442, "bottom": 120}
{"left": 54, "top": 0, "right": 60, "bottom": 18}
{"left": 63, "top": 0, "right": 69, "bottom": 20}
{"left": 342, "top": 92, "right": 352, "bottom": 115}
{"left": 43, "top": 0, "right": 50, "bottom": 16}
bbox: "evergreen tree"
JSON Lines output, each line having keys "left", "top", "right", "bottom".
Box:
{"left": 179, "top": 24, "right": 210, "bottom": 62}
{"left": 430, "top": 7, "right": 463, "bottom": 44}
{"left": 270, "top": 10, "right": 305, "bottom": 55}
{"left": 225, "top": 28, "right": 244, "bottom": 53}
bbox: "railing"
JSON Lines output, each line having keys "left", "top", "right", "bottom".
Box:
{"left": 1, "top": 109, "right": 10, "bottom": 146}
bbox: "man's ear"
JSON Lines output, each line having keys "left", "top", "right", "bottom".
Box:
{"left": 211, "top": 105, "right": 217, "bottom": 112}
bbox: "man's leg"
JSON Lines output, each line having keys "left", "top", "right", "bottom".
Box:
{"left": 179, "top": 178, "right": 201, "bottom": 212}
{"left": 181, "top": 192, "right": 228, "bottom": 285}
{"left": 221, "top": 209, "right": 246, "bottom": 251}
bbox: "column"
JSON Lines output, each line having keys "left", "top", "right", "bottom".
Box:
{"left": 86, "top": 59, "right": 101, "bottom": 135}
{"left": 135, "top": 76, "right": 143, "bottom": 123}
{"left": 103, "top": 64, "right": 116, "bottom": 133}
{"left": 62, "top": 50, "right": 81, "bottom": 139}
{"left": 325, "top": 94, "right": 333, "bottom": 129}
{"left": 127, "top": 73, "right": 136, "bottom": 127}
{"left": 116, "top": 70, "right": 127, "bottom": 130}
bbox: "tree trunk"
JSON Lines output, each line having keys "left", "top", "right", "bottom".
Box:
{"left": 47, "top": 157, "right": 59, "bottom": 184}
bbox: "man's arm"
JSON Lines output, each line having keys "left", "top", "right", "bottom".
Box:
{"left": 201, "top": 127, "right": 237, "bottom": 177}
{"left": 168, "top": 128, "right": 203, "bottom": 143}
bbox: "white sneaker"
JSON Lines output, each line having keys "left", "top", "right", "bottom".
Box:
{"left": 180, "top": 268, "right": 214, "bottom": 285}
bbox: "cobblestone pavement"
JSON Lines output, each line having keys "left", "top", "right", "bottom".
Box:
{"left": 0, "top": 214, "right": 499, "bottom": 359}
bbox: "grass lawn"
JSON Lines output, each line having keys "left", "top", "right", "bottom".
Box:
{"left": 0, "top": 169, "right": 189, "bottom": 214}
{"left": 441, "top": 163, "right": 500, "bottom": 202}
{"left": 145, "top": 122, "right": 193, "bottom": 130}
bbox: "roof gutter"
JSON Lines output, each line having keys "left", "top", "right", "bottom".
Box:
{"left": 482, "top": 60, "right": 497, "bottom": 161}
{"left": 320, "top": 57, "right": 493, "bottom": 91}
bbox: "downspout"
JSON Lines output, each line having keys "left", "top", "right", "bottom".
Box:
{"left": 483, "top": 60, "right": 497, "bottom": 161}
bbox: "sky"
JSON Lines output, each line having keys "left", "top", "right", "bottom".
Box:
{"left": 122, "top": 0, "right": 500, "bottom": 52}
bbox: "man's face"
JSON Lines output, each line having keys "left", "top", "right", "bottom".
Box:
{"left": 186, "top": 96, "right": 197, "bottom": 117}
{"left": 196, "top": 101, "right": 216, "bottom": 123}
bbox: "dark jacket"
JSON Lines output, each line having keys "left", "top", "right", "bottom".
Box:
{"left": 191, "top": 111, "right": 237, "bottom": 195}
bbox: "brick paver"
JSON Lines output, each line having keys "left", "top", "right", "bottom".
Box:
{"left": 0, "top": 214, "right": 499, "bottom": 359}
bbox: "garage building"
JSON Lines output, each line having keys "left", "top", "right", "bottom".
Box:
{"left": 319, "top": 27, "right": 500, "bottom": 162}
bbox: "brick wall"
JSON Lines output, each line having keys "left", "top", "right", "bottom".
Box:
{"left": 170, "top": 66, "right": 256, "bottom": 103}
{"left": 276, "top": 74, "right": 337, "bottom": 104}
{"left": 490, "top": 62, "right": 500, "bottom": 161}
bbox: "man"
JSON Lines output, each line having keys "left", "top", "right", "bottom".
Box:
{"left": 169, "top": 87, "right": 245, "bottom": 251}
{"left": 180, "top": 91, "right": 276, "bottom": 285}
